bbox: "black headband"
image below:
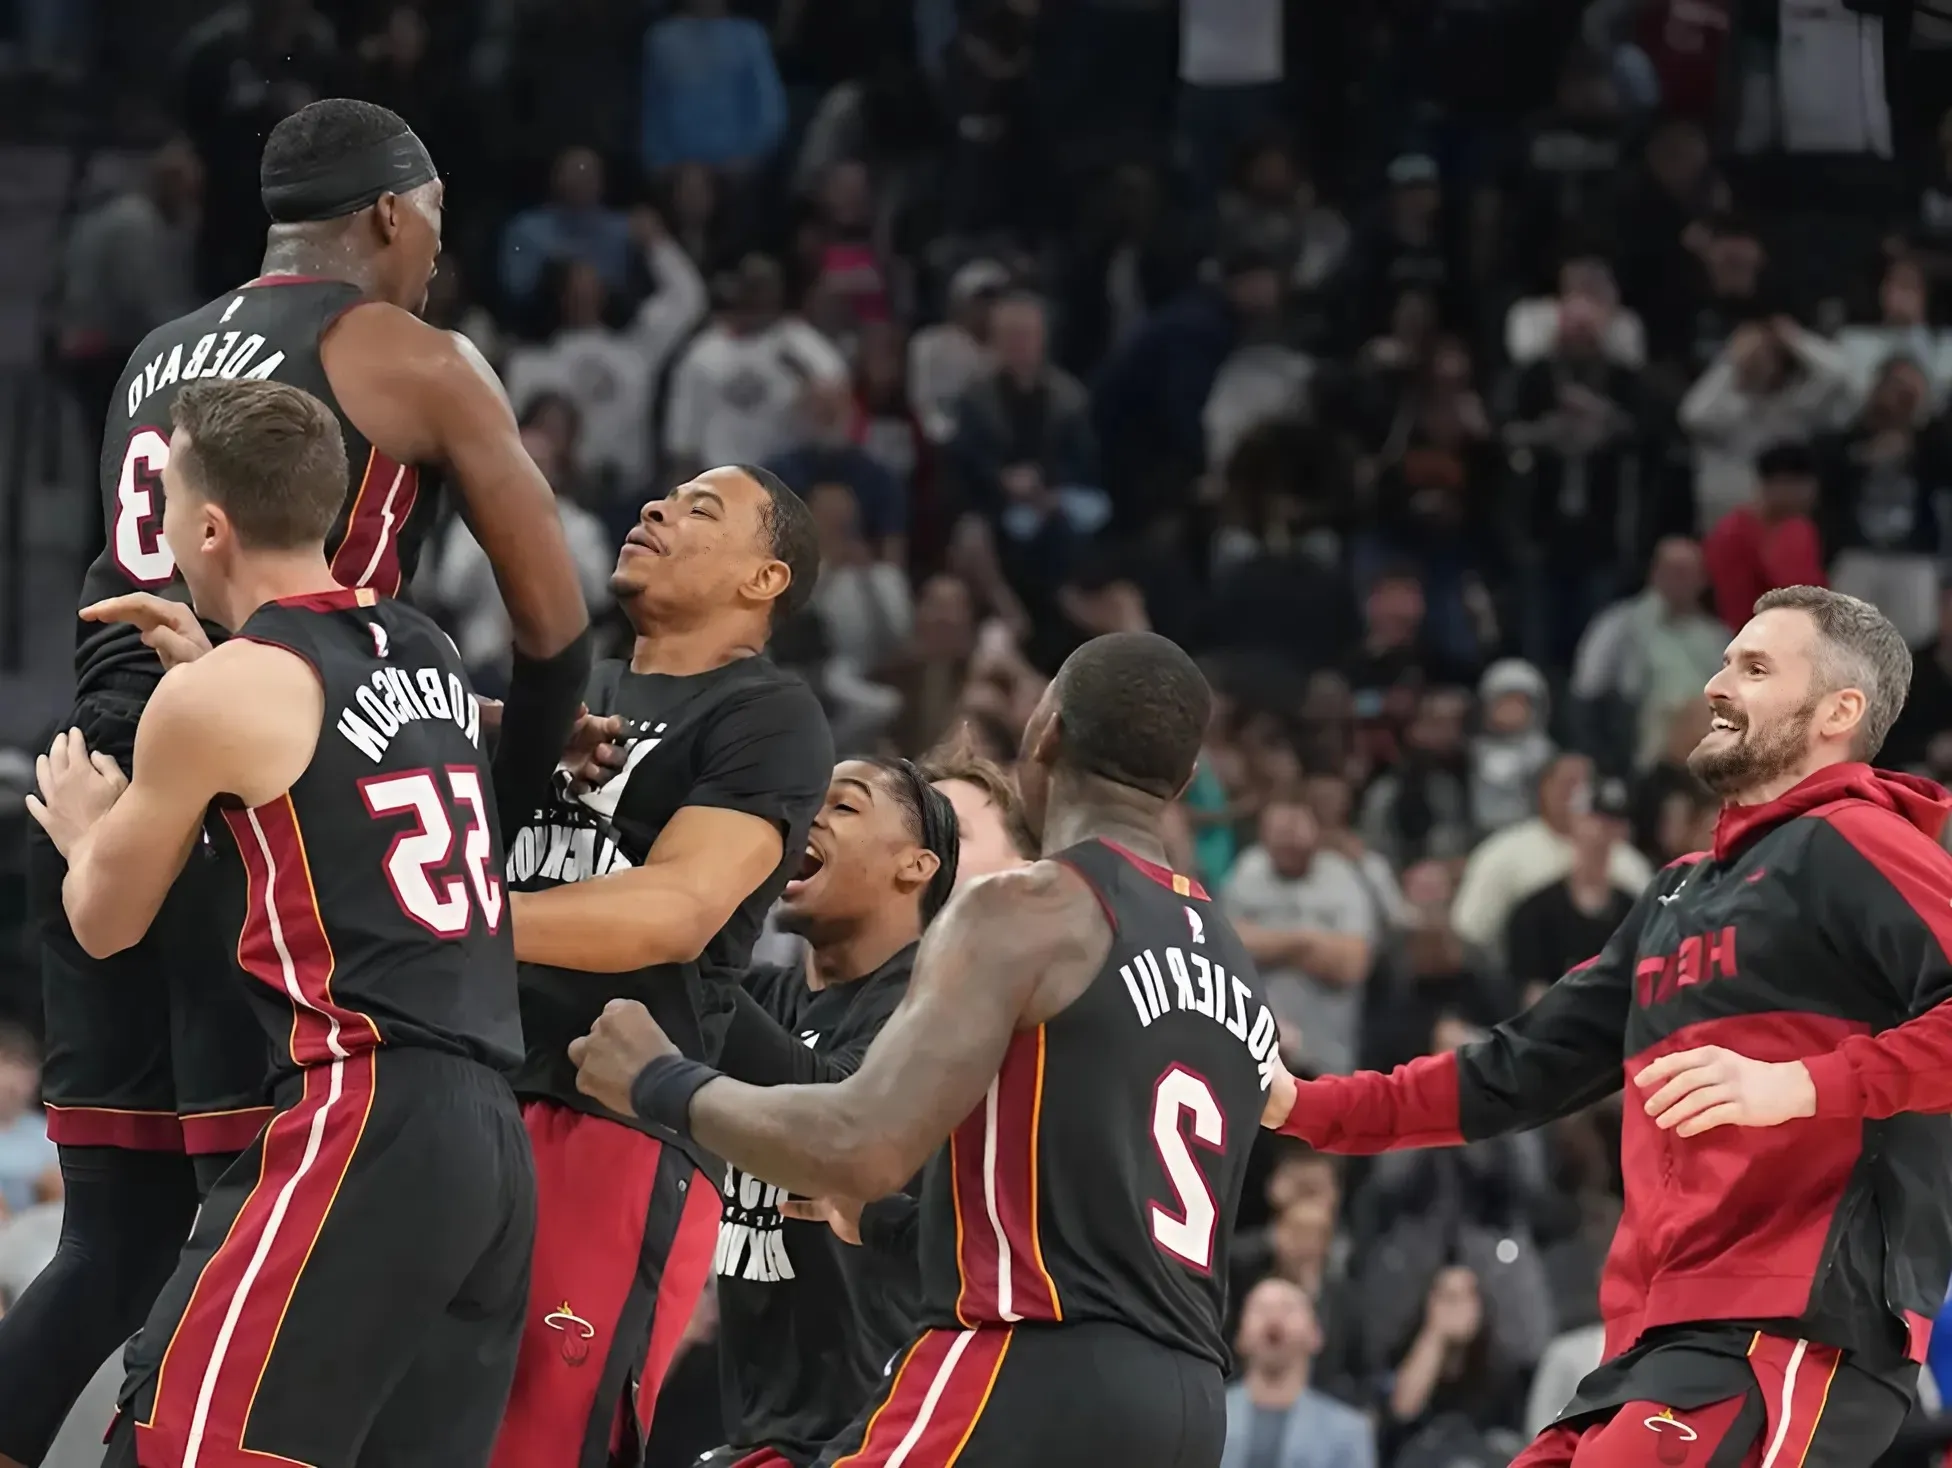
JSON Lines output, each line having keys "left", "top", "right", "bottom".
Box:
{"left": 261, "top": 127, "right": 438, "bottom": 224}
{"left": 871, "top": 758, "right": 961, "bottom": 921}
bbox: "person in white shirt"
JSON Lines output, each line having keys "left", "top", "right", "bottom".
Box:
{"left": 663, "top": 253, "right": 849, "bottom": 475}
{"left": 1678, "top": 314, "right": 1854, "bottom": 531}
{"left": 1837, "top": 254, "right": 1952, "bottom": 412}
{"left": 909, "top": 258, "right": 1006, "bottom": 444}
{"left": 502, "top": 209, "right": 707, "bottom": 495}
{"left": 1450, "top": 752, "right": 1652, "bottom": 961}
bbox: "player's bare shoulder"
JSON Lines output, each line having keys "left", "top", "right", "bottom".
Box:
{"left": 319, "top": 301, "right": 493, "bottom": 462}
{"left": 145, "top": 637, "right": 324, "bottom": 805}
{"left": 947, "top": 859, "right": 1114, "bottom": 1022}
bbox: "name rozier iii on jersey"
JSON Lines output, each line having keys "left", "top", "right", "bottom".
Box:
{"left": 1117, "top": 905, "right": 1281, "bottom": 1094}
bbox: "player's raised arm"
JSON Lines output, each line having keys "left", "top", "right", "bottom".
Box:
{"left": 1264, "top": 871, "right": 1655, "bottom": 1152}
{"left": 30, "top": 641, "right": 320, "bottom": 960}
{"left": 323, "top": 303, "right": 591, "bottom": 834}
{"left": 575, "top": 859, "right": 1109, "bottom": 1200}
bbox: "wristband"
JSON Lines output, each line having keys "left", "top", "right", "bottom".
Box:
{"left": 629, "top": 1053, "right": 721, "bottom": 1136}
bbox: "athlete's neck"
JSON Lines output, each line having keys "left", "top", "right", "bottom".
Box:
{"left": 627, "top": 615, "right": 767, "bottom": 676}
{"left": 206, "top": 550, "right": 342, "bottom": 631}
{"left": 1038, "top": 768, "right": 1171, "bottom": 865}
{"left": 1724, "top": 748, "right": 1852, "bottom": 807}
{"left": 1242, "top": 1358, "right": 1311, "bottom": 1409}
{"left": 808, "top": 915, "right": 920, "bottom": 992}
{"left": 259, "top": 230, "right": 379, "bottom": 296}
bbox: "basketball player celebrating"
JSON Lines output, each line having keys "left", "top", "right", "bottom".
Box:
{"left": 6, "top": 98, "right": 587, "bottom": 1468}
{"left": 493, "top": 466, "right": 833, "bottom": 1468}
{"left": 28, "top": 380, "right": 534, "bottom": 1468}
{"left": 700, "top": 758, "right": 958, "bottom": 1468}
{"left": 918, "top": 736, "right": 1034, "bottom": 887}
{"left": 575, "top": 632, "right": 1287, "bottom": 1468}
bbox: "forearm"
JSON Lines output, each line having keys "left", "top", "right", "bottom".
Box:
{"left": 1276, "top": 1054, "right": 1465, "bottom": 1154}
{"left": 1292, "top": 929, "right": 1372, "bottom": 987}
{"left": 511, "top": 873, "right": 703, "bottom": 970}
{"left": 1389, "top": 1330, "right": 1448, "bottom": 1421}
{"left": 720, "top": 985, "right": 856, "bottom": 1086}
{"left": 686, "top": 1074, "right": 904, "bottom": 1199}
{"left": 490, "top": 629, "right": 591, "bottom": 844}
{"left": 63, "top": 817, "right": 198, "bottom": 959}
{"left": 1804, "top": 1002, "right": 1952, "bottom": 1119}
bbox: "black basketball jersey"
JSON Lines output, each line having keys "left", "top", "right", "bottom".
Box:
{"left": 77, "top": 276, "right": 443, "bottom": 698}
{"left": 506, "top": 655, "right": 832, "bottom": 1132}
{"left": 205, "top": 588, "right": 520, "bottom": 1076}
{"left": 915, "top": 838, "right": 1278, "bottom": 1371}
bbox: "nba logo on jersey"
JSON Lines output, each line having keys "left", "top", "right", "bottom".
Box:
{"left": 369, "top": 622, "right": 390, "bottom": 659}
{"left": 1185, "top": 907, "right": 1205, "bottom": 945}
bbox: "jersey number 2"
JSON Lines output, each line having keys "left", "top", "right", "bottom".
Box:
{"left": 360, "top": 768, "right": 504, "bottom": 937}
{"left": 1149, "top": 1066, "right": 1225, "bottom": 1273}
{"left": 113, "top": 430, "right": 175, "bottom": 586}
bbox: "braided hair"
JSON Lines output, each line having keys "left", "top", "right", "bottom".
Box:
{"left": 860, "top": 757, "right": 962, "bottom": 922}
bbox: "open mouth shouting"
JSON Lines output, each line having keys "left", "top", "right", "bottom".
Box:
{"left": 782, "top": 842, "right": 825, "bottom": 903}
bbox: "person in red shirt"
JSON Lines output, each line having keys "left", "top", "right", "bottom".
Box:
{"left": 1703, "top": 440, "right": 1827, "bottom": 630}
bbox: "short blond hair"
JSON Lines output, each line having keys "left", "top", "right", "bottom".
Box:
{"left": 170, "top": 379, "right": 348, "bottom": 549}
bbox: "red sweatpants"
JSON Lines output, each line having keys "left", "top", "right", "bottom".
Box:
{"left": 489, "top": 1101, "right": 720, "bottom": 1468}
{"left": 1512, "top": 1334, "right": 1899, "bottom": 1468}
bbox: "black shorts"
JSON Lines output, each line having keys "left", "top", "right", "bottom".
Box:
{"left": 108, "top": 1046, "right": 535, "bottom": 1468}
{"left": 31, "top": 685, "right": 272, "bottom": 1154}
{"left": 813, "top": 1321, "right": 1225, "bottom": 1468}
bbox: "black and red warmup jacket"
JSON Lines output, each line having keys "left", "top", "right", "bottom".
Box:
{"left": 1281, "top": 762, "right": 1952, "bottom": 1370}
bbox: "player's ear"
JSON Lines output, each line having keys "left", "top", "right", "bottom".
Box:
{"left": 372, "top": 193, "right": 402, "bottom": 245}
{"left": 898, "top": 846, "right": 940, "bottom": 895}
{"left": 1026, "top": 704, "right": 1062, "bottom": 769}
{"left": 746, "top": 558, "right": 791, "bottom": 615}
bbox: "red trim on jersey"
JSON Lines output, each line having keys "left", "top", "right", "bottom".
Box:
{"left": 1099, "top": 840, "right": 1208, "bottom": 901}
{"left": 180, "top": 1106, "right": 276, "bottom": 1156}
{"left": 329, "top": 447, "right": 419, "bottom": 597}
{"left": 137, "top": 1051, "right": 376, "bottom": 1468}
{"left": 949, "top": 1027, "right": 1061, "bottom": 1327}
{"left": 242, "top": 274, "right": 337, "bottom": 288}
{"left": 833, "top": 1327, "right": 1012, "bottom": 1468}
{"left": 43, "top": 1103, "right": 182, "bottom": 1151}
{"left": 220, "top": 795, "right": 382, "bottom": 1067}
{"left": 268, "top": 587, "right": 378, "bottom": 614}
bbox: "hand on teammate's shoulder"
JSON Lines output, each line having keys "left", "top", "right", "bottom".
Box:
{"left": 80, "top": 594, "right": 212, "bottom": 670}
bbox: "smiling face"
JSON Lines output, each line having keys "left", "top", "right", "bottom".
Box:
{"left": 1690, "top": 608, "right": 1837, "bottom": 798}
{"left": 611, "top": 466, "right": 788, "bottom": 627}
{"left": 778, "top": 761, "right": 938, "bottom": 942}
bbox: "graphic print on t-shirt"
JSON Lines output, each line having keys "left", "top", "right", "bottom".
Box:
{"left": 504, "top": 719, "right": 669, "bottom": 886}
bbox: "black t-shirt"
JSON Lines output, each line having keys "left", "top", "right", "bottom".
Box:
{"left": 1504, "top": 879, "right": 1636, "bottom": 990}
{"left": 507, "top": 655, "right": 832, "bottom": 1139}
{"left": 716, "top": 946, "right": 922, "bottom": 1465}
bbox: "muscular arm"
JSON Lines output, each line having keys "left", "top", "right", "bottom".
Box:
{"left": 61, "top": 643, "right": 320, "bottom": 959}
{"left": 324, "top": 305, "right": 591, "bottom": 835}
{"left": 683, "top": 863, "right": 1109, "bottom": 1200}
{"left": 512, "top": 805, "right": 784, "bottom": 970}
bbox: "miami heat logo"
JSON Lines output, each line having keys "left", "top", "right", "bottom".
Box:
{"left": 1643, "top": 1407, "right": 1699, "bottom": 1465}
{"left": 544, "top": 1301, "right": 595, "bottom": 1366}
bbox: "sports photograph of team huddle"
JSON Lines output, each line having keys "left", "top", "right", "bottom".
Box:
{"left": 15, "top": 23, "right": 1952, "bottom": 1467}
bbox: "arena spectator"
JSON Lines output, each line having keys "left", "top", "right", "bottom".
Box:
{"left": 1223, "top": 795, "right": 1379, "bottom": 1077}
{"left": 771, "top": 379, "right": 908, "bottom": 563}
{"left": 499, "top": 146, "right": 636, "bottom": 310}
{"left": 1450, "top": 752, "right": 1653, "bottom": 960}
{"left": 1837, "top": 255, "right": 1952, "bottom": 410}
{"left": 663, "top": 254, "right": 849, "bottom": 476}
{"left": 1468, "top": 659, "right": 1556, "bottom": 835}
{"left": 502, "top": 211, "right": 708, "bottom": 496}
{"left": 1679, "top": 314, "right": 1853, "bottom": 530}
{"left": 1702, "top": 441, "right": 1829, "bottom": 631}
{"left": 1220, "top": 1278, "right": 1375, "bottom": 1468}
{"left": 1504, "top": 49, "right": 1629, "bottom": 291}
{"left": 1358, "top": 686, "right": 1477, "bottom": 871}
{"left": 1570, "top": 536, "right": 1727, "bottom": 774}
{"left": 1821, "top": 356, "right": 1949, "bottom": 647}
{"left": 1504, "top": 778, "right": 1637, "bottom": 994}
{"left": 1884, "top": 584, "right": 1952, "bottom": 772}
{"left": 639, "top": 0, "right": 788, "bottom": 175}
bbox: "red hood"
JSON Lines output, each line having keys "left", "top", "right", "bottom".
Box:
{"left": 1711, "top": 762, "right": 1952, "bottom": 858}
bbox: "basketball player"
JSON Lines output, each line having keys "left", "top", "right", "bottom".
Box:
{"left": 575, "top": 632, "right": 1288, "bottom": 1468}
{"left": 494, "top": 465, "right": 833, "bottom": 1468}
{"left": 27, "top": 379, "right": 534, "bottom": 1468}
{"left": 4, "top": 97, "right": 587, "bottom": 1468}
{"left": 698, "top": 758, "right": 958, "bottom": 1468}
{"left": 917, "top": 737, "right": 1034, "bottom": 886}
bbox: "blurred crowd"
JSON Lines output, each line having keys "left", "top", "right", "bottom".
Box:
{"left": 20, "top": 0, "right": 1952, "bottom": 1463}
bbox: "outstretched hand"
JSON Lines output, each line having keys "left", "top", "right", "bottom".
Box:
{"left": 80, "top": 595, "right": 212, "bottom": 670}
{"left": 1635, "top": 1046, "right": 1816, "bottom": 1137}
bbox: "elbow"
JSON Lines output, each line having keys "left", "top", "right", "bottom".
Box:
{"left": 840, "top": 1141, "right": 914, "bottom": 1203}
{"left": 70, "top": 910, "right": 133, "bottom": 962}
